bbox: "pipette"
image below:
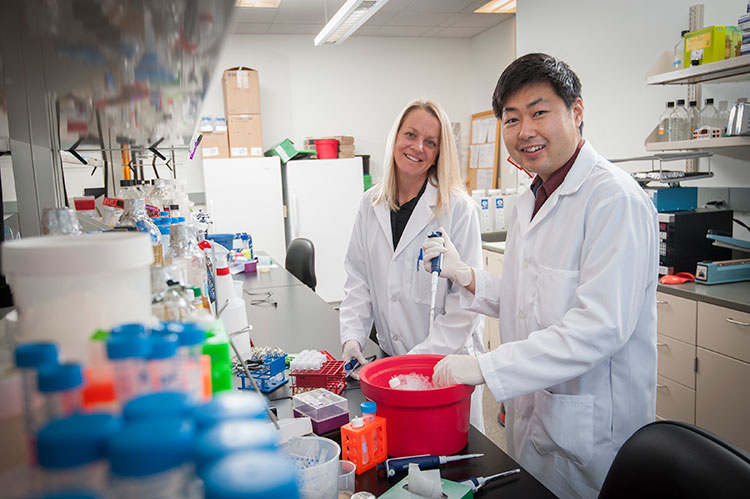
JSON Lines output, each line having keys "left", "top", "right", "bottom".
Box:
{"left": 344, "top": 358, "right": 359, "bottom": 378}
{"left": 459, "top": 468, "right": 521, "bottom": 492}
{"left": 426, "top": 231, "right": 443, "bottom": 324}
{"left": 377, "top": 453, "right": 484, "bottom": 477}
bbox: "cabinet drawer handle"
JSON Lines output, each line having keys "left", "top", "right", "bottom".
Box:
{"left": 656, "top": 384, "right": 669, "bottom": 391}
{"left": 656, "top": 343, "right": 669, "bottom": 348}
{"left": 725, "top": 318, "right": 749, "bottom": 327}
{"left": 656, "top": 300, "right": 668, "bottom": 305}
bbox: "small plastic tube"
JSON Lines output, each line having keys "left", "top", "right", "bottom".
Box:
{"left": 351, "top": 417, "right": 369, "bottom": 465}
{"left": 36, "top": 413, "right": 121, "bottom": 495}
{"left": 107, "top": 418, "right": 195, "bottom": 498}
{"left": 361, "top": 401, "right": 378, "bottom": 453}
{"left": 147, "top": 334, "right": 182, "bottom": 392}
{"left": 14, "top": 342, "right": 59, "bottom": 457}
{"left": 177, "top": 323, "right": 208, "bottom": 402}
{"left": 122, "top": 391, "right": 195, "bottom": 424}
{"left": 36, "top": 363, "right": 84, "bottom": 424}
{"left": 106, "top": 335, "right": 151, "bottom": 403}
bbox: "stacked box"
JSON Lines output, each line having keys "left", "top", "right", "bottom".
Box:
{"left": 222, "top": 67, "right": 263, "bottom": 157}
{"left": 201, "top": 131, "right": 229, "bottom": 159}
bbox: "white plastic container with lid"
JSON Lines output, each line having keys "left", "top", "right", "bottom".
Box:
{"left": 1, "top": 233, "right": 153, "bottom": 358}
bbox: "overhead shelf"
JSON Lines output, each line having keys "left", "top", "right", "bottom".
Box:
{"left": 646, "top": 54, "right": 750, "bottom": 85}
{"left": 645, "top": 136, "right": 750, "bottom": 151}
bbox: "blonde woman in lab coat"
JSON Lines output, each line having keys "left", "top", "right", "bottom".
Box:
{"left": 423, "top": 54, "right": 658, "bottom": 498}
{"left": 339, "top": 98, "right": 485, "bottom": 432}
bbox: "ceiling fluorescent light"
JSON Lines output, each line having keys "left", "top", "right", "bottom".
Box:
{"left": 235, "top": 0, "right": 281, "bottom": 7}
{"left": 474, "top": 0, "right": 516, "bottom": 14}
{"left": 314, "top": 0, "right": 389, "bottom": 46}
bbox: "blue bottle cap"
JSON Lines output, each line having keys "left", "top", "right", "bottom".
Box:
{"left": 106, "top": 335, "right": 150, "bottom": 360}
{"left": 160, "top": 211, "right": 169, "bottom": 217}
{"left": 108, "top": 418, "right": 194, "bottom": 477}
{"left": 151, "top": 321, "right": 185, "bottom": 336}
{"left": 14, "top": 342, "right": 59, "bottom": 369}
{"left": 39, "top": 491, "right": 101, "bottom": 499}
{"left": 178, "top": 323, "right": 206, "bottom": 347}
{"left": 361, "top": 401, "right": 377, "bottom": 414}
{"left": 148, "top": 334, "right": 178, "bottom": 360}
{"left": 170, "top": 217, "right": 180, "bottom": 224}
{"left": 123, "top": 391, "right": 194, "bottom": 423}
{"left": 193, "top": 421, "right": 279, "bottom": 471}
{"left": 37, "top": 413, "right": 121, "bottom": 469}
{"left": 158, "top": 225, "right": 171, "bottom": 235}
{"left": 203, "top": 451, "right": 300, "bottom": 499}
{"left": 193, "top": 393, "right": 269, "bottom": 431}
{"left": 110, "top": 323, "right": 147, "bottom": 337}
{"left": 37, "top": 363, "right": 83, "bottom": 393}
{"left": 177, "top": 217, "right": 186, "bottom": 223}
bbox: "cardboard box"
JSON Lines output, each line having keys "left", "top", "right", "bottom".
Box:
{"left": 227, "top": 114, "right": 263, "bottom": 157}
{"left": 222, "top": 67, "right": 261, "bottom": 115}
{"left": 339, "top": 144, "right": 355, "bottom": 154}
{"left": 201, "top": 131, "right": 229, "bottom": 159}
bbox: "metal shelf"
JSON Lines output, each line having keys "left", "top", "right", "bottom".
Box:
{"left": 645, "top": 136, "right": 750, "bottom": 151}
{"left": 646, "top": 54, "right": 750, "bottom": 85}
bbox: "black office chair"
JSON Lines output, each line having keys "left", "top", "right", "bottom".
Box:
{"left": 285, "top": 238, "right": 317, "bottom": 291}
{"left": 599, "top": 420, "right": 750, "bottom": 498}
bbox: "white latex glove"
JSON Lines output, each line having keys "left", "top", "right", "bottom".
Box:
{"left": 432, "top": 354, "right": 485, "bottom": 387}
{"left": 421, "top": 227, "right": 473, "bottom": 287}
{"left": 342, "top": 340, "right": 368, "bottom": 380}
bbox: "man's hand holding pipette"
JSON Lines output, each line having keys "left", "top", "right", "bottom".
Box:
{"left": 421, "top": 228, "right": 473, "bottom": 287}
{"left": 342, "top": 340, "right": 368, "bottom": 380}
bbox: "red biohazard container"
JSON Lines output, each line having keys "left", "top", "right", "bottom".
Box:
{"left": 358, "top": 355, "right": 474, "bottom": 457}
{"left": 314, "top": 139, "right": 338, "bottom": 159}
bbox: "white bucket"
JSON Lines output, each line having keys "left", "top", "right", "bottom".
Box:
{"left": 1, "top": 232, "right": 154, "bottom": 348}
{"left": 283, "top": 436, "right": 340, "bottom": 499}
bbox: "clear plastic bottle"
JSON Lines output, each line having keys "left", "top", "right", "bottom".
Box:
{"left": 673, "top": 30, "right": 688, "bottom": 69}
{"left": 361, "top": 401, "right": 378, "bottom": 453}
{"left": 36, "top": 413, "right": 121, "bottom": 496}
{"left": 166, "top": 224, "right": 208, "bottom": 296}
{"left": 117, "top": 197, "right": 163, "bottom": 265}
{"left": 202, "top": 452, "right": 299, "bottom": 498}
{"left": 107, "top": 418, "right": 195, "bottom": 499}
{"left": 106, "top": 335, "right": 151, "bottom": 404}
{"left": 147, "top": 334, "right": 183, "bottom": 392}
{"left": 117, "top": 180, "right": 140, "bottom": 200}
{"left": 687, "top": 100, "right": 700, "bottom": 139}
{"left": 718, "top": 100, "right": 730, "bottom": 136}
{"left": 351, "top": 417, "right": 369, "bottom": 465}
{"left": 36, "top": 363, "right": 84, "bottom": 425}
{"left": 656, "top": 101, "right": 674, "bottom": 142}
{"left": 669, "top": 99, "right": 689, "bottom": 141}
{"left": 193, "top": 420, "right": 278, "bottom": 474}
{"left": 174, "top": 322, "right": 207, "bottom": 403}
{"left": 122, "top": 391, "right": 194, "bottom": 423}
{"left": 699, "top": 98, "right": 721, "bottom": 134}
{"left": 14, "top": 343, "right": 59, "bottom": 463}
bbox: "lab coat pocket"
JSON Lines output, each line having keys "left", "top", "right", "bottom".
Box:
{"left": 531, "top": 389, "right": 594, "bottom": 467}
{"left": 533, "top": 265, "right": 580, "bottom": 328}
{"left": 411, "top": 264, "right": 447, "bottom": 310}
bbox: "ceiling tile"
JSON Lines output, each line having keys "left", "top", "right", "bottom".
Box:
{"left": 266, "top": 23, "right": 323, "bottom": 35}
{"left": 407, "top": 0, "right": 477, "bottom": 13}
{"left": 367, "top": 7, "right": 400, "bottom": 26}
{"left": 354, "top": 25, "right": 380, "bottom": 36}
{"left": 433, "top": 26, "right": 485, "bottom": 38}
{"left": 231, "top": 22, "right": 271, "bottom": 34}
{"left": 421, "top": 26, "right": 444, "bottom": 37}
{"left": 273, "top": 0, "right": 332, "bottom": 23}
{"left": 232, "top": 7, "right": 279, "bottom": 23}
{"left": 461, "top": 0, "right": 493, "bottom": 14}
{"left": 450, "top": 12, "right": 511, "bottom": 28}
{"left": 373, "top": 25, "right": 431, "bottom": 37}
{"left": 385, "top": 11, "right": 456, "bottom": 27}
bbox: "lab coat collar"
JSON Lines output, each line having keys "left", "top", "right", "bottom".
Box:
{"left": 373, "top": 181, "right": 438, "bottom": 261}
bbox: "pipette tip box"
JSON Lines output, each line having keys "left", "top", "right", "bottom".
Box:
{"left": 292, "top": 388, "right": 349, "bottom": 435}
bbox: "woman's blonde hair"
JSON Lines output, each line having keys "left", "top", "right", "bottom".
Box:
{"left": 372, "top": 98, "right": 465, "bottom": 216}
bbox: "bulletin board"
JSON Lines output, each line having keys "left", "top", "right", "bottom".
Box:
{"left": 467, "top": 110, "right": 500, "bottom": 192}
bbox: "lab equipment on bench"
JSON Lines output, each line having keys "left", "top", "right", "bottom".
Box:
{"left": 341, "top": 407, "right": 387, "bottom": 474}
{"left": 695, "top": 259, "right": 750, "bottom": 284}
{"left": 378, "top": 453, "right": 484, "bottom": 477}
{"left": 657, "top": 209, "right": 733, "bottom": 275}
{"left": 283, "top": 436, "right": 340, "bottom": 499}
{"left": 236, "top": 349, "right": 288, "bottom": 393}
{"left": 458, "top": 468, "right": 521, "bottom": 492}
{"left": 289, "top": 350, "right": 345, "bottom": 395}
{"left": 293, "top": 388, "right": 349, "bottom": 435}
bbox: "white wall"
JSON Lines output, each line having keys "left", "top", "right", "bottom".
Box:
{"left": 515, "top": 0, "right": 750, "bottom": 190}
{"left": 182, "top": 25, "right": 518, "bottom": 195}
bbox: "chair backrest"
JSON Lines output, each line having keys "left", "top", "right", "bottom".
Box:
{"left": 599, "top": 420, "right": 750, "bottom": 498}
{"left": 285, "top": 238, "right": 316, "bottom": 291}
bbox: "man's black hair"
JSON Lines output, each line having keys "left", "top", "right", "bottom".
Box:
{"left": 492, "top": 53, "right": 583, "bottom": 133}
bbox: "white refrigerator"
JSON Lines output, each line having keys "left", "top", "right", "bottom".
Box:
{"left": 283, "top": 158, "right": 364, "bottom": 303}
{"left": 202, "top": 157, "right": 287, "bottom": 263}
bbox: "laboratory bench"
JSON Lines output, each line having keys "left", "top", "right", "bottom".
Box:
{"left": 237, "top": 257, "right": 556, "bottom": 498}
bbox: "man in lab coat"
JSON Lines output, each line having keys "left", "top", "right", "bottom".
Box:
{"left": 422, "top": 53, "right": 658, "bottom": 498}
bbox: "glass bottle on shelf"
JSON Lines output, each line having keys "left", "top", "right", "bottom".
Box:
{"left": 672, "top": 30, "right": 688, "bottom": 69}
{"left": 699, "top": 98, "right": 721, "bottom": 136}
{"left": 718, "top": 100, "right": 730, "bottom": 136}
{"left": 116, "top": 197, "right": 163, "bottom": 265}
{"left": 656, "top": 101, "right": 674, "bottom": 142}
{"left": 687, "top": 100, "right": 700, "bottom": 139}
{"left": 669, "top": 99, "right": 689, "bottom": 141}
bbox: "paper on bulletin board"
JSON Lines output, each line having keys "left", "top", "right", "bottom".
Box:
{"left": 471, "top": 122, "right": 481, "bottom": 143}
{"left": 470, "top": 145, "right": 479, "bottom": 168}
{"left": 486, "top": 119, "right": 496, "bottom": 143}
{"left": 476, "top": 168, "right": 494, "bottom": 189}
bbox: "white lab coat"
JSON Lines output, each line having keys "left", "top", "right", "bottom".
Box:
{"left": 463, "top": 141, "right": 658, "bottom": 498}
{"left": 340, "top": 181, "right": 485, "bottom": 431}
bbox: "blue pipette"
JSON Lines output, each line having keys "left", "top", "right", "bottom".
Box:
{"left": 344, "top": 358, "right": 359, "bottom": 378}
{"left": 377, "top": 453, "right": 484, "bottom": 477}
{"left": 426, "top": 231, "right": 443, "bottom": 324}
{"left": 459, "top": 468, "right": 521, "bottom": 492}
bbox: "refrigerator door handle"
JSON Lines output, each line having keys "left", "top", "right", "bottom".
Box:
{"left": 290, "top": 191, "right": 299, "bottom": 239}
